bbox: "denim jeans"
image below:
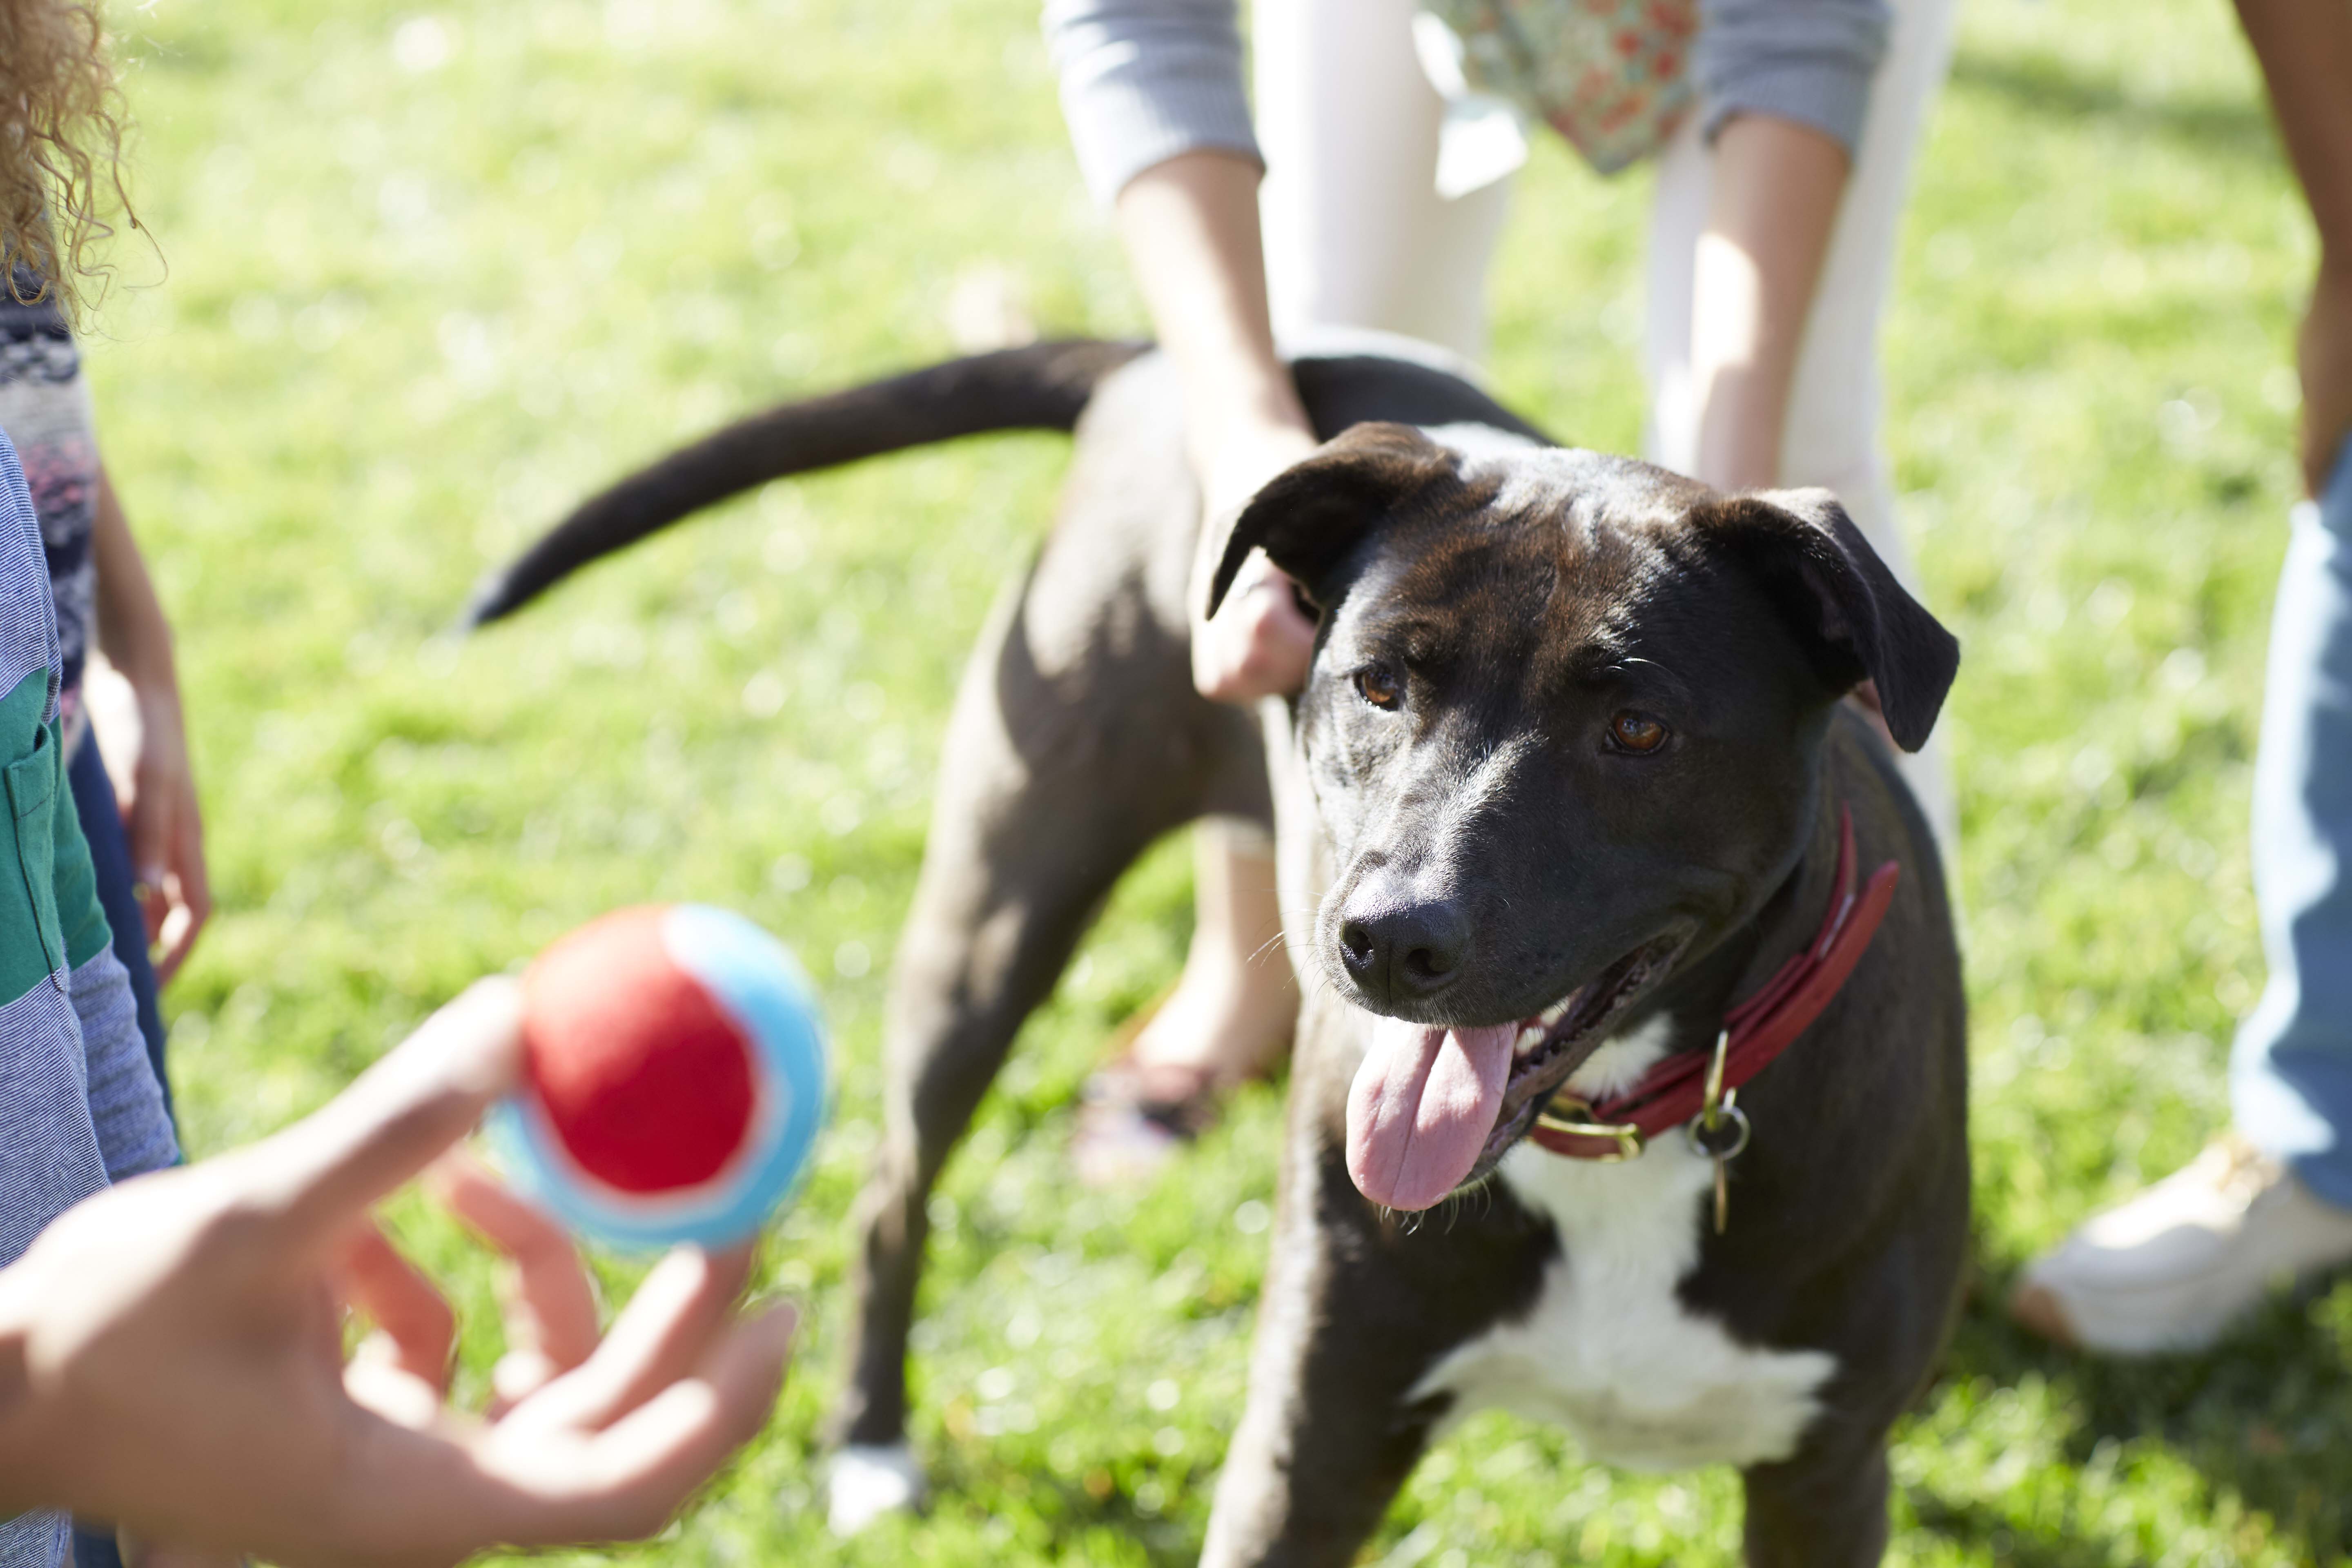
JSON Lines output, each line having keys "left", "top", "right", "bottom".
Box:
{"left": 65, "top": 731, "right": 167, "bottom": 1114}
{"left": 2234, "top": 440, "right": 2352, "bottom": 1209}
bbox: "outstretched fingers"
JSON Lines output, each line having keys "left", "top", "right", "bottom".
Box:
{"left": 485, "top": 1299, "right": 797, "bottom": 1550}
{"left": 430, "top": 1153, "right": 600, "bottom": 1408}
{"left": 302, "top": 1270, "right": 788, "bottom": 1567}
{"left": 345, "top": 1296, "right": 795, "bottom": 1563}
{"left": 336, "top": 1221, "right": 457, "bottom": 1396}
{"left": 511, "top": 1244, "right": 755, "bottom": 1435}
{"left": 255, "top": 980, "right": 525, "bottom": 1255}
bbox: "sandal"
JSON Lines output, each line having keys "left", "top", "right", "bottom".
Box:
{"left": 1070, "top": 993, "right": 1228, "bottom": 1187}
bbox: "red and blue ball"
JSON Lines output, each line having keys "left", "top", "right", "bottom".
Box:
{"left": 490, "top": 904, "right": 828, "bottom": 1249}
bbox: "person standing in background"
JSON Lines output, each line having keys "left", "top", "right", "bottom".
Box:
{"left": 0, "top": 7, "right": 188, "bottom": 1561}
{"left": 1045, "top": 0, "right": 1960, "bottom": 1174}
{"left": 2012, "top": 0, "right": 2352, "bottom": 1354}
{"left": 0, "top": 278, "right": 210, "bottom": 1124}
{"left": 0, "top": 48, "right": 213, "bottom": 1567}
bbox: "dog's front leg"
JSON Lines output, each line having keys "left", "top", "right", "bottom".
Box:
{"left": 1200, "top": 1152, "right": 1456, "bottom": 1568}
{"left": 1740, "top": 1432, "right": 1892, "bottom": 1568}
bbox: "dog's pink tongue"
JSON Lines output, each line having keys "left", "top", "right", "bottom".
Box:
{"left": 1346, "top": 1017, "right": 1515, "bottom": 1211}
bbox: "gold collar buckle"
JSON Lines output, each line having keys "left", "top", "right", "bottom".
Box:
{"left": 1535, "top": 1095, "right": 1646, "bottom": 1161}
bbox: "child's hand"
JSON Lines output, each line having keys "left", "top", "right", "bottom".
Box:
{"left": 97, "top": 665, "right": 211, "bottom": 984}
{"left": 1193, "top": 550, "right": 1317, "bottom": 704}
{"left": 1187, "top": 414, "right": 1323, "bottom": 704}
{"left": 0, "top": 980, "right": 796, "bottom": 1567}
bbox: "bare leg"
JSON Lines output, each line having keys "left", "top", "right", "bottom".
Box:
{"left": 1074, "top": 821, "right": 1297, "bottom": 1184}
{"left": 1129, "top": 822, "right": 1297, "bottom": 1081}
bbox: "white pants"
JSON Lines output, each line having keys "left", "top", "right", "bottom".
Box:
{"left": 1252, "top": 0, "right": 1962, "bottom": 847}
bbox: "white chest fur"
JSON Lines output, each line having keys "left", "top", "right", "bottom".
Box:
{"left": 1411, "top": 1023, "right": 1838, "bottom": 1472}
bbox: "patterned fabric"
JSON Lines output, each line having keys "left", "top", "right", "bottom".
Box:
{"left": 0, "top": 1516, "right": 61, "bottom": 1566}
{"left": 0, "top": 428, "right": 173, "bottom": 1568}
{"left": 1422, "top": 0, "right": 1698, "bottom": 174}
{"left": 0, "top": 274, "right": 96, "bottom": 744}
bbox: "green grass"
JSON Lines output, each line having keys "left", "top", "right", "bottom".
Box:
{"left": 95, "top": 0, "right": 2350, "bottom": 1560}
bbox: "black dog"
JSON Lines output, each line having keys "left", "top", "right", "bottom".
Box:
{"left": 470, "top": 340, "right": 1967, "bottom": 1565}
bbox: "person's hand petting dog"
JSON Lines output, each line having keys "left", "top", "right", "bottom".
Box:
{"left": 1191, "top": 410, "right": 1322, "bottom": 703}
{"left": 1194, "top": 548, "right": 1318, "bottom": 703}
{"left": 0, "top": 978, "right": 796, "bottom": 1568}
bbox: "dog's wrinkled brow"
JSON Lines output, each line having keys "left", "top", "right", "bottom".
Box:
{"left": 1341, "top": 609, "right": 1452, "bottom": 660}
{"left": 1587, "top": 653, "right": 1694, "bottom": 701}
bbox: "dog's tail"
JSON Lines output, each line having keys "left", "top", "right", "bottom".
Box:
{"left": 461, "top": 337, "right": 1149, "bottom": 627}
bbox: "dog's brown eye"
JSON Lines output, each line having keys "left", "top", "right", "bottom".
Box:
{"left": 1609, "top": 711, "right": 1668, "bottom": 754}
{"left": 1354, "top": 664, "right": 1404, "bottom": 710}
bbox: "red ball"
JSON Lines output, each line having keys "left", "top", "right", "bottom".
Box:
{"left": 520, "top": 906, "right": 758, "bottom": 1194}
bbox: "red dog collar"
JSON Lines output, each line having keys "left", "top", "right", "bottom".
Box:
{"left": 1529, "top": 805, "right": 1899, "bottom": 1162}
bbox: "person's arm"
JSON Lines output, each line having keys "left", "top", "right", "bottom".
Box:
{"left": 1117, "top": 152, "right": 1315, "bottom": 520}
{"left": 89, "top": 461, "right": 209, "bottom": 983}
{"left": 2233, "top": 0, "right": 2352, "bottom": 496}
{"left": 0, "top": 980, "right": 794, "bottom": 1566}
{"left": 1685, "top": 0, "right": 1885, "bottom": 490}
{"left": 1116, "top": 153, "right": 1321, "bottom": 698}
{"left": 1044, "top": 0, "right": 1319, "bottom": 699}
{"left": 1688, "top": 115, "right": 1852, "bottom": 490}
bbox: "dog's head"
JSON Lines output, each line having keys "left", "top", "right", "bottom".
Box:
{"left": 1208, "top": 423, "right": 1958, "bottom": 1211}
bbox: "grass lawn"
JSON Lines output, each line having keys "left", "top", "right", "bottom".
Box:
{"left": 92, "top": 0, "right": 2350, "bottom": 1560}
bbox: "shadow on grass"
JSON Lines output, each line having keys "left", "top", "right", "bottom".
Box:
{"left": 1920, "top": 1253, "right": 2352, "bottom": 1560}
{"left": 1947, "top": 49, "right": 2278, "bottom": 163}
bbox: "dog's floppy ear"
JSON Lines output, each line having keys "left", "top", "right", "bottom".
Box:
{"left": 1204, "top": 422, "right": 1458, "bottom": 619}
{"left": 1693, "top": 487, "right": 1960, "bottom": 753}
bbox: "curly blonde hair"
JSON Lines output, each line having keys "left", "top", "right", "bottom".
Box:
{"left": 0, "top": 0, "right": 131, "bottom": 318}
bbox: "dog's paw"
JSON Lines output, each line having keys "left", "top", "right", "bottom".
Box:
{"left": 826, "top": 1442, "right": 925, "bottom": 1535}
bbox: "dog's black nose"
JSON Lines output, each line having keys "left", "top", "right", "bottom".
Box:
{"left": 1338, "top": 895, "right": 1469, "bottom": 1006}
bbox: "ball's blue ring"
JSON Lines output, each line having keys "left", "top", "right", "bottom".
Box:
{"left": 490, "top": 905, "right": 829, "bottom": 1250}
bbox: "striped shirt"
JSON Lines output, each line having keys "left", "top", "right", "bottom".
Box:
{"left": 0, "top": 426, "right": 176, "bottom": 1568}
{"left": 0, "top": 273, "right": 97, "bottom": 750}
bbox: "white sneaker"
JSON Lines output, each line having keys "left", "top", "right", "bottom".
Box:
{"left": 826, "top": 1442, "right": 924, "bottom": 1535}
{"left": 2011, "top": 1135, "right": 2352, "bottom": 1354}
